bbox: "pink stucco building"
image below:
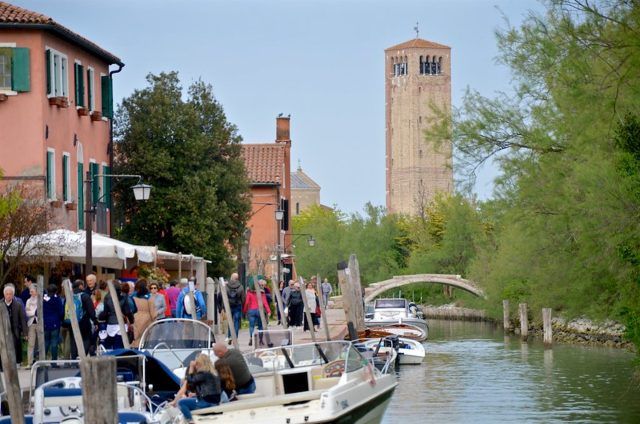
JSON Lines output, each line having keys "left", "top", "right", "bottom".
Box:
{"left": 0, "top": 1, "right": 123, "bottom": 234}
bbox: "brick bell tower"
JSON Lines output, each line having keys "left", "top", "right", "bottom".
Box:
{"left": 385, "top": 37, "right": 453, "bottom": 215}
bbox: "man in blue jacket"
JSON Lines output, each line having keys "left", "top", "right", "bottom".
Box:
{"left": 176, "top": 278, "right": 206, "bottom": 320}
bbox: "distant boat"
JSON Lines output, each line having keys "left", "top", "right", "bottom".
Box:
{"left": 361, "top": 336, "right": 426, "bottom": 365}
{"left": 365, "top": 298, "right": 429, "bottom": 341}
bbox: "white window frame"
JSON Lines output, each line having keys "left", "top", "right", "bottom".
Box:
{"left": 87, "top": 67, "right": 95, "bottom": 111}
{"left": 0, "top": 42, "right": 17, "bottom": 95}
{"left": 62, "top": 152, "right": 71, "bottom": 202}
{"left": 46, "top": 46, "right": 69, "bottom": 98}
{"left": 46, "top": 148, "right": 56, "bottom": 200}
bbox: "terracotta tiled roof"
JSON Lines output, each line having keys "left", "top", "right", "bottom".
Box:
{"left": 385, "top": 38, "right": 450, "bottom": 51}
{"left": 0, "top": 1, "right": 122, "bottom": 65}
{"left": 241, "top": 143, "right": 286, "bottom": 185}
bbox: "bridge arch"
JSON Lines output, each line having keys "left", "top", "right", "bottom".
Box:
{"left": 364, "top": 274, "right": 485, "bottom": 303}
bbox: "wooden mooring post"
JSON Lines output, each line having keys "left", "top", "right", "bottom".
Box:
{"left": 502, "top": 299, "right": 510, "bottom": 332}
{"left": 542, "top": 307, "right": 553, "bottom": 347}
{"left": 519, "top": 303, "right": 528, "bottom": 341}
{"left": 219, "top": 277, "right": 239, "bottom": 350}
{"left": 81, "top": 356, "right": 117, "bottom": 423}
{"left": 37, "top": 275, "right": 46, "bottom": 361}
{"left": 337, "top": 261, "right": 358, "bottom": 340}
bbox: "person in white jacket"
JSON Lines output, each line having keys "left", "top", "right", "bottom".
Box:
{"left": 25, "top": 285, "right": 39, "bottom": 366}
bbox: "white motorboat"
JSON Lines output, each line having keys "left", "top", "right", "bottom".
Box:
{"left": 365, "top": 298, "right": 429, "bottom": 341}
{"left": 362, "top": 336, "right": 426, "bottom": 365}
{"left": 191, "top": 340, "right": 398, "bottom": 423}
{"left": 138, "top": 318, "right": 216, "bottom": 374}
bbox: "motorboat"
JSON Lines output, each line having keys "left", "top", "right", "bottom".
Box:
{"left": 354, "top": 339, "right": 398, "bottom": 373}
{"left": 0, "top": 351, "right": 180, "bottom": 423}
{"left": 138, "top": 318, "right": 216, "bottom": 374}
{"left": 365, "top": 298, "right": 429, "bottom": 341}
{"left": 361, "top": 336, "right": 425, "bottom": 365}
{"left": 190, "top": 340, "right": 398, "bottom": 423}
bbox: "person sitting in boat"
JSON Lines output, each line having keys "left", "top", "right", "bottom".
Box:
{"left": 175, "top": 354, "right": 223, "bottom": 420}
{"left": 215, "top": 361, "right": 238, "bottom": 402}
{"left": 213, "top": 342, "right": 256, "bottom": 394}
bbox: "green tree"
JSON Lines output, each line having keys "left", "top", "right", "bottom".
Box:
{"left": 113, "top": 72, "right": 251, "bottom": 276}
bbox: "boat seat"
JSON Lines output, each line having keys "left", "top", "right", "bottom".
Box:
{"left": 41, "top": 387, "right": 83, "bottom": 408}
{"left": 193, "top": 389, "right": 325, "bottom": 415}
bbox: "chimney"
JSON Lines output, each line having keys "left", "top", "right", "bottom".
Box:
{"left": 276, "top": 115, "right": 291, "bottom": 143}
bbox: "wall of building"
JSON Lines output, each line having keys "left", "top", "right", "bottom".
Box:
{"left": 0, "top": 28, "right": 112, "bottom": 232}
{"left": 385, "top": 44, "right": 453, "bottom": 215}
{"left": 291, "top": 187, "right": 320, "bottom": 215}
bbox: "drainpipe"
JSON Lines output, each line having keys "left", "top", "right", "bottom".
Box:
{"left": 107, "top": 63, "right": 124, "bottom": 236}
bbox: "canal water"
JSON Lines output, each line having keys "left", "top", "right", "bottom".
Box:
{"left": 382, "top": 319, "right": 640, "bottom": 423}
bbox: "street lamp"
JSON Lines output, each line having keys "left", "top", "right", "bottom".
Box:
{"left": 275, "top": 209, "right": 283, "bottom": 287}
{"left": 85, "top": 173, "right": 151, "bottom": 275}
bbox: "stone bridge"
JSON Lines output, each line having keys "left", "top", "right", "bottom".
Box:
{"left": 364, "top": 274, "right": 485, "bottom": 302}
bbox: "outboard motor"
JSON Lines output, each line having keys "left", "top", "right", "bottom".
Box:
{"left": 386, "top": 335, "right": 401, "bottom": 368}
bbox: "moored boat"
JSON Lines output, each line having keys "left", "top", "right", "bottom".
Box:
{"left": 361, "top": 336, "right": 425, "bottom": 365}
{"left": 365, "top": 298, "right": 429, "bottom": 341}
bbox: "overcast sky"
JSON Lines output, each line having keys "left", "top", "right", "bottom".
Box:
{"left": 15, "top": 0, "right": 544, "bottom": 214}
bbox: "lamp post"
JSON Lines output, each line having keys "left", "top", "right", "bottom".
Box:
{"left": 85, "top": 173, "right": 151, "bottom": 275}
{"left": 275, "top": 209, "right": 283, "bottom": 286}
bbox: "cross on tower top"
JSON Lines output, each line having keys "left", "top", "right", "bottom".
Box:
{"left": 414, "top": 21, "right": 419, "bottom": 38}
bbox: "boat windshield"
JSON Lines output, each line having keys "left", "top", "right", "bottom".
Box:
{"left": 139, "top": 319, "right": 214, "bottom": 350}
{"left": 374, "top": 299, "right": 407, "bottom": 309}
{"left": 244, "top": 341, "right": 365, "bottom": 374}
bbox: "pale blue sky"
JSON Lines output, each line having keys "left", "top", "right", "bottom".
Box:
{"left": 15, "top": 0, "right": 544, "bottom": 213}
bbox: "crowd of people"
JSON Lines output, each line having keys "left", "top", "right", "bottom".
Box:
{"left": 1, "top": 274, "right": 209, "bottom": 368}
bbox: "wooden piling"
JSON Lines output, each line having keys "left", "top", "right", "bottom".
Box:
{"left": 63, "top": 279, "right": 86, "bottom": 359}
{"left": 542, "top": 307, "right": 553, "bottom": 347}
{"left": 270, "top": 271, "right": 287, "bottom": 329}
{"left": 347, "top": 254, "right": 366, "bottom": 333}
{"left": 206, "top": 277, "right": 217, "bottom": 332}
{"left": 219, "top": 277, "right": 239, "bottom": 350}
{"left": 37, "top": 275, "right": 46, "bottom": 361}
{"left": 519, "top": 303, "right": 528, "bottom": 341}
{"left": 254, "top": 276, "right": 269, "bottom": 340}
{"left": 299, "top": 277, "right": 317, "bottom": 343}
{"left": 503, "top": 300, "right": 510, "bottom": 332}
{"left": 316, "top": 274, "right": 331, "bottom": 341}
{"left": 81, "top": 356, "right": 117, "bottom": 424}
{"left": 106, "top": 280, "right": 130, "bottom": 349}
{"left": 0, "top": 297, "right": 24, "bottom": 423}
{"left": 337, "top": 261, "right": 358, "bottom": 340}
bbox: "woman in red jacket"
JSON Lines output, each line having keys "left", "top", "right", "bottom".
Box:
{"left": 243, "top": 280, "right": 271, "bottom": 346}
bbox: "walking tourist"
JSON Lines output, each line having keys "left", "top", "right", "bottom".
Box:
{"left": 303, "top": 282, "right": 320, "bottom": 332}
{"left": 132, "top": 279, "right": 156, "bottom": 347}
{"left": 19, "top": 274, "right": 35, "bottom": 304}
{"left": 99, "top": 280, "right": 135, "bottom": 350}
{"left": 149, "top": 282, "right": 166, "bottom": 319}
{"left": 287, "top": 282, "right": 304, "bottom": 328}
{"left": 67, "top": 279, "right": 97, "bottom": 359}
{"left": 25, "top": 285, "right": 39, "bottom": 366}
{"left": 321, "top": 278, "right": 332, "bottom": 307}
{"left": 213, "top": 342, "right": 256, "bottom": 394}
{"left": 176, "top": 278, "right": 206, "bottom": 320}
{"left": 165, "top": 280, "right": 181, "bottom": 317}
{"left": 43, "top": 284, "right": 63, "bottom": 360}
{"left": 243, "top": 279, "right": 271, "bottom": 346}
{"left": 224, "top": 272, "right": 245, "bottom": 344}
{"left": 2, "top": 284, "right": 26, "bottom": 367}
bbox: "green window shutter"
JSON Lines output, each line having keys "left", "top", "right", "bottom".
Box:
{"left": 46, "top": 151, "right": 54, "bottom": 199}
{"left": 11, "top": 47, "right": 30, "bottom": 92}
{"left": 87, "top": 69, "right": 93, "bottom": 111}
{"left": 102, "top": 165, "right": 111, "bottom": 208}
{"left": 74, "top": 63, "right": 84, "bottom": 107}
{"left": 101, "top": 75, "right": 113, "bottom": 118}
{"left": 62, "top": 155, "right": 69, "bottom": 201}
{"left": 78, "top": 163, "right": 84, "bottom": 229}
{"left": 45, "top": 49, "right": 51, "bottom": 95}
{"left": 90, "top": 162, "right": 99, "bottom": 204}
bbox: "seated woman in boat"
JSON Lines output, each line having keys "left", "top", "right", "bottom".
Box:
{"left": 175, "top": 354, "right": 223, "bottom": 420}
{"left": 215, "top": 361, "right": 238, "bottom": 402}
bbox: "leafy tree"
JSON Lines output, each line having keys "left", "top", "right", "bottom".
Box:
{"left": 113, "top": 72, "right": 251, "bottom": 276}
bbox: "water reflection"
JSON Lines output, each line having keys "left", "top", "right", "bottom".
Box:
{"left": 382, "top": 319, "right": 640, "bottom": 423}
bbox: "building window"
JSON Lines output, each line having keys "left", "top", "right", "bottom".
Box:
{"left": 0, "top": 46, "right": 30, "bottom": 92}
{"left": 46, "top": 48, "right": 68, "bottom": 97}
{"left": 0, "top": 50, "right": 10, "bottom": 89}
{"left": 74, "top": 62, "right": 84, "bottom": 107}
{"left": 46, "top": 149, "right": 55, "bottom": 200}
{"left": 62, "top": 153, "right": 70, "bottom": 202}
{"left": 296, "top": 202, "right": 300, "bottom": 215}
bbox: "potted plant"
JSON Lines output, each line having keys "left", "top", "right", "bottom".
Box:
{"left": 77, "top": 107, "right": 89, "bottom": 117}
{"left": 48, "top": 97, "right": 61, "bottom": 106}
{"left": 65, "top": 201, "right": 77, "bottom": 211}
{"left": 59, "top": 98, "right": 69, "bottom": 108}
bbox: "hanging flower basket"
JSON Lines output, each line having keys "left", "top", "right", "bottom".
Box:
{"left": 65, "top": 201, "right": 77, "bottom": 211}
{"left": 90, "top": 110, "right": 102, "bottom": 121}
{"left": 50, "top": 199, "right": 63, "bottom": 208}
{"left": 77, "top": 107, "right": 89, "bottom": 117}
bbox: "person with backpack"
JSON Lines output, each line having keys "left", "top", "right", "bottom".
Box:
{"left": 176, "top": 278, "right": 206, "bottom": 320}
{"left": 65, "top": 280, "right": 97, "bottom": 358}
{"left": 224, "top": 273, "right": 245, "bottom": 344}
{"left": 43, "top": 284, "right": 64, "bottom": 360}
{"left": 99, "top": 280, "right": 135, "bottom": 350}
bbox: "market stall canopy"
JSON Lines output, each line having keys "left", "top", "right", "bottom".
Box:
{"left": 20, "top": 229, "right": 154, "bottom": 269}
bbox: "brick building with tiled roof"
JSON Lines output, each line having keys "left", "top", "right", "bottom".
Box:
{"left": 0, "top": 1, "right": 123, "bottom": 241}
{"left": 240, "top": 117, "right": 292, "bottom": 280}
{"left": 291, "top": 163, "right": 321, "bottom": 216}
